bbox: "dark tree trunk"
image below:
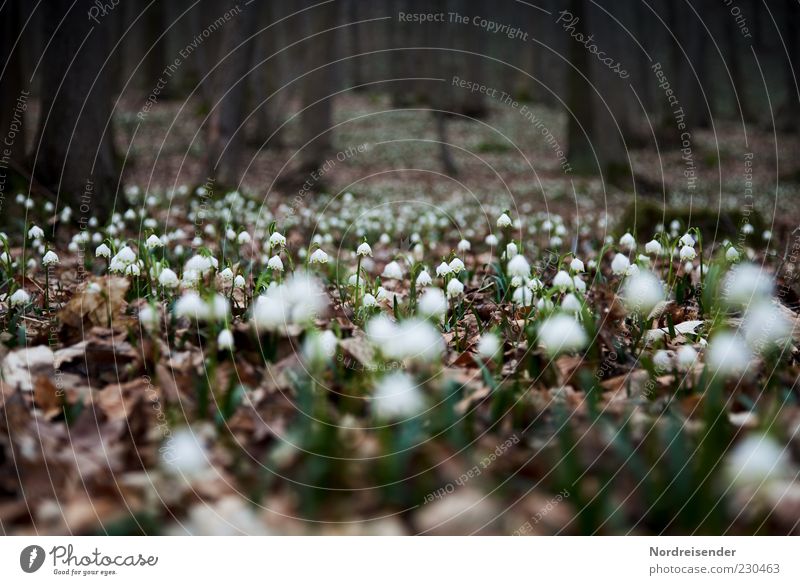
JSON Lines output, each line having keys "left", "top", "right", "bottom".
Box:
{"left": 298, "top": 0, "right": 337, "bottom": 174}
{"left": 566, "top": 0, "right": 596, "bottom": 175}
{"left": 32, "top": 0, "right": 119, "bottom": 223}
{"left": 249, "top": 1, "right": 286, "bottom": 149}
{"left": 0, "top": 0, "right": 27, "bottom": 175}
{"left": 206, "top": 1, "right": 258, "bottom": 189}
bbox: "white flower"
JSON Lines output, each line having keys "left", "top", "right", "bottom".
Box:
{"left": 233, "top": 274, "right": 246, "bottom": 288}
{"left": 619, "top": 232, "right": 636, "bottom": 251}
{"left": 653, "top": 349, "right": 674, "bottom": 372}
{"left": 622, "top": 270, "right": 664, "bottom": 315}
{"left": 372, "top": 372, "right": 425, "bottom": 420}
{"left": 723, "top": 263, "right": 774, "bottom": 307}
{"left": 9, "top": 289, "right": 30, "bottom": 307}
{"left": 485, "top": 234, "right": 499, "bottom": 247}
{"left": 457, "top": 239, "right": 471, "bottom": 252}
{"left": 145, "top": 234, "right": 163, "bottom": 249}
{"left": 138, "top": 305, "right": 160, "bottom": 332}
{"left": 356, "top": 242, "right": 373, "bottom": 257}
{"left": 679, "top": 245, "right": 696, "bottom": 261}
{"left": 367, "top": 317, "right": 444, "bottom": 363}
{"left": 218, "top": 267, "right": 234, "bottom": 282}
{"left": 507, "top": 254, "right": 530, "bottom": 278}
{"left": 115, "top": 245, "right": 137, "bottom": 265}
{"left": 267, "top": 255, "right": 284, "bottom": 272}
{"left": 742, "top": 303, "right": 792, "bottom": 352}
{"left": 679, "top": 233, "right": 696, "bottom": 247}
{"left": 552, "top": 270, "right": 573, "bottom": 291}
{"left": 497, "top": 213, "right": 512, "bottom": 228}
{"left": 217, "top": 329, "right": 234, "bottom": 350}
{"left": 561, "top": 293, "right": 582, "bottom": 314}
{"left": 725, "top": 433, "right": 790, "bottom": 490}
{"left": 538, "top": 314, "right": 588, "bottom": 356}
{"left": 742, "top": 223, "right": 754, "bottom": 234}
{"left": 446, "top": 278, "right": 464, "bottom": 298}
{"left": 762, "top": 230, "right": 772, "bottom": 241}
{"left": 309, "top": 248, "right": 329, "bottom": 264}
{"left": 184, "top": 254, "right": 215, "bottom": 276}
{"left": 303, "top": 330, "right": 338, "bottom": 364}
{"left": 161, "top": 427, "right": 209, "bottom": 477}
{"left": 95, "top": 243, "right": 111, "bottom": 258}
{"left": 512, "top": 286, "right": 534, "bottom": 307}
{"left": 42, "top": 250, "right": 59, "bottom": 266}
{"left": 436, "top": 261, "right": 452, "bottom": 277}
{"left": 28, "top": 225, "right": 44, "bottom": 240}
{"left": 418, "top": 288, "right": 447, "bottom": 318}
{"left": 725, "top": 247, "right": 740, "bottom": 262}
{"left": 415, "top": 269, "right": 432, "bottom": 287}
{"left": 707, "top": 332, "right": 752, "bottom": 377}
{"left": 477, "top": 333, "right": 501, "bottom": 359}
{"left": 363, "top": 293, "right": 378, "bottom": 308}
{"left": 573, "top": 276, "right": 586, "bottom": 293}
{"left": 268, "top": 231, "right": 286, "bottom": 248}
{"left": 645, "top": 239, "right": 662, "bottom": 255}
{"left": 449, "top": 257, "right": 465, "bottom": 274}
{"left": 505, "top": 242, "right": 518, "bottom": 259}
{"left": 158, "top": 268, "right": 179, "bottom": 288}
{"left": 174, "top": 292, "right": 210, "bottom": 321}
{"left": 208, "top": 294, "right": 230, "bottom": 321}
{"left": 569, "top": 258, "right": 585, "bottom": 272}
{"left": 252, "top": 296, "right": 288, "bottom": 332}
{"left": 676, "top": 345, "right": 698, "bottom": 370}
{"left": 237, "top": 231, "right": 252, "bottom": 245}
{"left": 382, "top": 261, "right": 403, "bottom": 280}
{"left": 611, "top": 253, "right": 630, "bottom": 275}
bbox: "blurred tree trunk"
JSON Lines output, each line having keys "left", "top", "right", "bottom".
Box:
{"left": 778, "top": 0, "right": 800, "bottom": 131}
{"left": 347, "top": 0, "right": 365, "bottom": 90}
{"left": 32, "top": 0, "right": 119, "bottom": 222}
{"left": 298, "top": 0, "right": 337, "bottom": 174}
{"left": 206, "top": 1, "right": 258, "bottom": 188}
{"left": 249, "top": 1, "right": 286, "bottom": 149}
{"left": 1, "top": 0, "right": 26, "bottom": 171}
{"left": 566, "top": 0, "right": 596, "bottom": 175}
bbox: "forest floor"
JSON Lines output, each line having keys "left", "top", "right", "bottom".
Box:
{"left": 2, "top": 94, "right": 800, "bottom": 535}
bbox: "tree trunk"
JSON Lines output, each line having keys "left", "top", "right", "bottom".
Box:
{"left": 0, "top": 0, "right": 27, "bottom": 176}
{"left": 566, "top": 0, "right": 596, "bottom": 175}
{"left": 205, "top": 1, "right": 258, "bottom": 189}
{"left": 32, "top": 0, "right": 119, "bottom": 223}
{"left": 249, "top": 1, "right": 286, "bottom": 149}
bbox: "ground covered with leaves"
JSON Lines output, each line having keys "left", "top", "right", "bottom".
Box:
{"left": 2, "top": 95, "right": 800, "bottom": 535}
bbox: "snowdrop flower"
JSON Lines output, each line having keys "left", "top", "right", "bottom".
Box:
{"left": 497, "top": 212, "right": 512, "bottom": 228}
{"left": 9, "top": 289, "right": 30, "bottom": 307}
{"left": 706, "top": 332, "right": 752, "bottom": 377}
{"left": 303, "top": 330, "right": 338, "bottom": 364}
{"left": 552, "top": 270, "right": 572, "bottom": 292}
{"left": 725, "top": 246, "right": 740, "bottom": 262}
{"left": 446, "top": 278, "right": 464, "bottom": 298}
{"left": 485, "top": 234, "right": 499, "bottom": 247}
{"left": 528, "top": 278, "right": 543, "bottom": 292}
{"left": 653, "top": 349, "right": 674, "bottom": 372}
{"left": 676, "top": 345, "right": 698, "bottom": 370}
{"left": 218, "top": 267, "right": 234, "bottom": 283}
{"left": 418, "top": 288, "right": 447, "bottom": 318}
{"left": 645, "top": 239, "right": 662, "bottom": 255}
{"left": 622, "top": 270, "right": 664, "bottom": 315}
{"left": 161, "top": 427, "right": 209, "bottom": 477}
{"left": 538, "top": 314, "right": 588, "bottom": 356}
{"left": 145, "top": 234, "right": 163, "bottom": 249}
{"left": 511, "top": 276, "right": 523, "bottom": 288}
{"left": 42, "top": 250, "right": 59, "bottom": 266}
{"left": 742, "top": 223, "right": 754, "bottom": 235}
{"left": 251, "top": 296, "right": 288, "bottom": 332}
{"left": 184, "top": 254, "right": 215, "bottom": 276}
{"left": 762, "top": 230, "right": 772, "bottom": 241}
{"left": 372, "top": 372, "right": 425, "bottom": 420}
{"left": 679, "top": 245, "right": 696, "bottom": 261}
{"left": 611, "top": 253, "right": 630, "bottom": 275}
{"left": 449, "top": 257, "right": 465, "bottom": 274}
{"left": 569, "top": 258, "right": 585, "bottom": 272}
{"left": 679, "top": 233, "right": 696, "bottom": 247}
{"left": 573, "top": 276, "right": 586, "bottom": 293}
{"left": 356, "top": 242, "right": 373, "bottom": 257}
{"left": 477, "top": 333, "right": 501, "bottom": 359}
{"left": 725, "top": 433, "right": 790, "bottom": 491}
{"left": 416, "top": 269, "right": 432, "bottom": 287}
{"left": 123, "top": 208, "right": 136, "bottom": 221}
{"left": 382, "top": 261, "right": 403, "bottom": 280}
{"left": 268, "top": 231, "right": 286, "bottom": 248}
{"left": 512, "top": 286, "right": 534, "bottom": 307}
{"left": 723, "top": 263, "right": 774, "bottom": 307}
{"left": 138, "top": 305, "right": 160, "bottom": 332}
{"left": 742, "top": 303, "right": 792, "bottom": 352}
{"left": 28, "top": 225, "right": 44, "bottom": 240}
{"left": 95, "top": 243, "right": 111, "bottom": 258}
{"left": 619, "top": 232, "right": 636, "bottom": 251}
{"left": 233, "top": 274, "right": 246, "bottom": 288}
{"left": 217, "top": 329, "right": 234, "bottom": 351}
{"left": 237, "top": 231, "right": 252, "bottom": 245}
{"left": 561, "top": 293, "right": 583, "bottom": 315}
{"left": 507, "top": 254, "right": 530, "bottom": 278}
{"left": 267, "top": 255, "right": 284, "bottom": 272}
{"left": 309, "top": 248, "right": 329, "bottom": 264}
{"left": 158, "top": 268, "right": 179, "bottom": 288}
{"left": 363, "top": 293, "right": 378, "bottom": 308}
{"left": 174, "top": 291, "right": 210, "bottom": 321}
{"left": 457, "top": 239, "right": 471, "bottom": 252}
{"left": 436, "top": 261, "right": 452, "bottom": 277}
{"left": 505, "top": 242, "right": 518, "bottom": 259}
